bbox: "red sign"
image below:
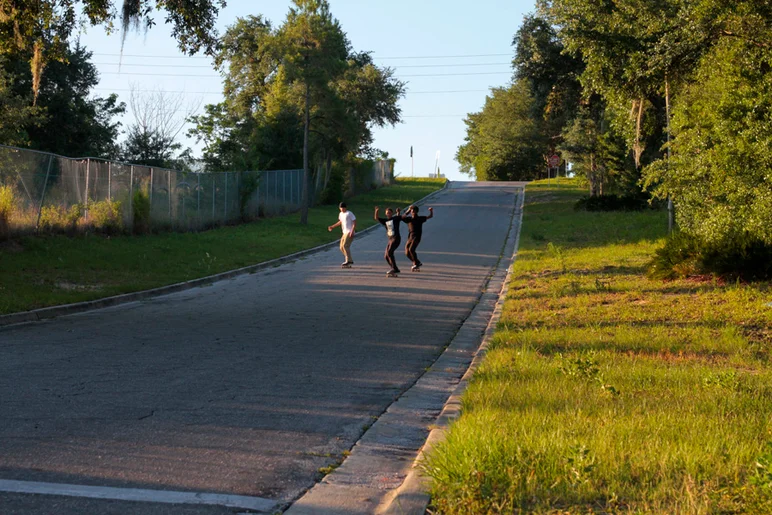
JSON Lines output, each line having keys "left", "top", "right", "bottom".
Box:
{"left": 548, "top": 155, "right": 560, "bottom": 168}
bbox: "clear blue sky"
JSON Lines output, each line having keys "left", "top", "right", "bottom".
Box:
{"left": 78, "top": 0, "right": 536, "bottom": 181}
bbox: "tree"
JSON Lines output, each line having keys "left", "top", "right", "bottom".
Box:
{"left": 3, "top": 43, "right": 125, "bottom": 158}
{"left": 643, "top": 36, "right": 772, "bottom": 249}
{"left": 0, "top": 0, "right": 225, "bottom": 100}
{"left": 190, "top": 3, "right": 404, "bottom": 219}
{"left": 122, "top": 86, "right": 198, "bottom": 168}
{"left": 512, "top": 14, "right": 583, "bottom": 150}
{"left": 0, "top": 61, "right": 39, "bottom": 147}
{"left": 456, "top": 81, "right": 545, "bottom": 181}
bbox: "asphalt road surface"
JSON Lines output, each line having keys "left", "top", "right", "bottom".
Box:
{"left": 0, "top": 181, "right": 524, "bottom": 514}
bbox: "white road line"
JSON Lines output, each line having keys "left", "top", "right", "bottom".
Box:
{"left": 0, "top": 479, "right": 277, "bottom": 512}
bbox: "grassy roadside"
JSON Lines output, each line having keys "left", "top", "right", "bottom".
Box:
{"left": 424, "top": 178, "right": 772, "bottom": 514}
{"left": 0, "top": 178, "right": 445, "bottom": 315}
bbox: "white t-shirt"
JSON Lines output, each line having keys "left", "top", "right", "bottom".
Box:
{"left": 339, "top": 211, "right": 356, "bottom": 234}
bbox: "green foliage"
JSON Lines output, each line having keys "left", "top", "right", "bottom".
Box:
{"left": 238, "top": 172, "right": 260, "bottom": 220}
{"left": 649, "top": 232, "right": 772, "bottom": 281}
{"left": 0, "top": 60, "right": 40, "bottom": 147}
{"left": 0, "top": 185, "right": 15, "bottom": 240}
{"left": 456, "top": 80, "right": 545, "bottom": 181}
{"left": 574, "top": 193, "right": 653, "bottom": 212}
{"left": 86, "top": 199, "right": 123, "bottom": 234}
{"left": 131, "top": 189, "right": 151, "bottom": 235}
{"left": 191, "top": 3, "right": 404, "bottom": 184}
{"left": 3, "top": 43, "right": 126, "bottom": 158}
{"left": 38, "top": 204, "right": 83, "bottom": 233}
{"left": 643, "top": 37, "right": 772, "bottom": 252}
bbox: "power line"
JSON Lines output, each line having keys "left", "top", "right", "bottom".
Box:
{"left": 91, "top": 52, "right": 511, "bottom": 60}
{"left": 98, "top": 71, "right": 510, "bottom": 78}
{"left": 93, "top": 61, "right": 512, "bottom": 69}
{"left": 93, "top": 87, "right": 490, "bottom": 95}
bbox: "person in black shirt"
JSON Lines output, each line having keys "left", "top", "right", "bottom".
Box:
{"left": 401, "top": 205, "right": 434, "bottom": 271}
{"left": 374, "top": 206, "right": 402, "bottom": 275}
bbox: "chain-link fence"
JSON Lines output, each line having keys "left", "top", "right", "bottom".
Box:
{"left": 0, "top": 145, "right": 320, "bottom": 236}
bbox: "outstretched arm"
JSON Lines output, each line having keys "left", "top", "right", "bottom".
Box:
{"left": 427, "top": 207, "right": 434, "bottom": 219}
{"left": 374, "top": 206, "right": 380, "bottom": 221}
{"left": 328, "top": 220, "right": 341, "bottom": 232}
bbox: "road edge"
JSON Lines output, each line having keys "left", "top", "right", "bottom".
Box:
{"left": 0, "top": 181, "right": 449, "bottom": 329}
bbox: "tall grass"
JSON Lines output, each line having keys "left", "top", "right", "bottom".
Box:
{"left": 424, "top": 179, "right": 772, "bottom": 514}
{"left": 0, "top": 185, "right": 14, "bottom": 240}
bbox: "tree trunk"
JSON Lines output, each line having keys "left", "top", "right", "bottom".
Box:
{"left": 299, "top": 81, "right": 310, "bottom": 225}
{"left": 322, "top": 152, "right": 333, "bottom": 192}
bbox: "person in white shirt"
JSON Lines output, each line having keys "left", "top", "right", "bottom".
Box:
{"left": 328, "top": 202, "right": 357, "bottom": 267}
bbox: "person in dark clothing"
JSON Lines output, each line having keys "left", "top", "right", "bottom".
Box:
{"left": 401, "top": 204, "right": 434, "bottom": 271}
{"left": 374, "top": 206, "right": 402, "bottom": 275}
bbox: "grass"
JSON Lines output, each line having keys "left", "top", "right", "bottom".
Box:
{"left": 423, "top": 178, "right": 772, "bottom": 514}
{"left": 0, "top": 178, "right": 445, "bottom": 315}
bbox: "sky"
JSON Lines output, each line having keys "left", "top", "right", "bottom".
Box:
{"left": 78, "top": 0, "right": 536, "bottom": 182}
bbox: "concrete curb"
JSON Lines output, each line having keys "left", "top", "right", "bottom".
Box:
{"left": 0, "top": 181, "right": 450, "bottom": 329}
{"left": 376, "top": 185, "right": 527, "bottom": 515}
{"left": 284, "top": 185, "right": 525, "bottom": 515}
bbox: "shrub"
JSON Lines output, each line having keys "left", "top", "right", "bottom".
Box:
{"left": 0, "top": 185, "right": 15, "bottom": 240}
{"left": 132, "top": 189, "right": 151, "bottom": 234}
{"left": 649, "top": 232, "right": 772, "bottom": 281}
{"left": 38, "top": 204, "right": 83, "bottom": 233}
{"left": 238, "top": 172, "right": 260, "bottom": 220}
{"left": 574, "top": 194, "right": 653, "bottom": 212}
{"left": 87, "top": 199, "right": 123, "bottom": 234}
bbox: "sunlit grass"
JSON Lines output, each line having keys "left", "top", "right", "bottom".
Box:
{"left": 424, "top": 179, "right": 772, "bottom": 514}
{"left": 0, "top": 178, "right": 445, "bottom": 315}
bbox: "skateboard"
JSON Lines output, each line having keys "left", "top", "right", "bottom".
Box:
{"left": 386, "top": 270, "right": 399, "bottom": 278}
{"left": 411, "top": 266, "right": 421, "bottom": 272}
{"left": 341, "top": 263, "right": 353, "bottom": 269}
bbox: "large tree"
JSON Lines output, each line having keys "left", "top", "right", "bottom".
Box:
{"left": 190, "top": 2, "right": 404, "bottom": 222}
{"left": 0, "top": 0, "right": 225, "bottom": 101}
{"left": 456, "top": 80, "right": 545, "bottom": 182}
{"left": 3, "top": 43, "right": 124, "bottom": 158}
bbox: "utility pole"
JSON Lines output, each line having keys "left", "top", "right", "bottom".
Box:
{"left": 410, "top": 146, "right": 413, "bottom": 177}
{"left": 435, "top": 150, "right": 440, "bottom": 178}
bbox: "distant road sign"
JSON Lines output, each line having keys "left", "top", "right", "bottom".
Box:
{"left": 548, "top": 155, "right": 560, "bottom": 167}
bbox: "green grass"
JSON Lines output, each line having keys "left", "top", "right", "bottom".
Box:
{"left": 424, "top": 178, "right": 772, "bottom": 514}
{"left": 0, "top": 178, "right": 445, "bottom": 315}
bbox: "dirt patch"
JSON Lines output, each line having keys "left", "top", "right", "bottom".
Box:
{"left": 54, "top": 282, "right": 104, "bottom": 292}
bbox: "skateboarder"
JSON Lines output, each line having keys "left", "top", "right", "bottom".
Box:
{"left": 374, "top": 206, "right": 402, "bottom": 276}
{"left": 401, "top": 205, "right": 433, "bottom": 271}
{"left": 328, "top": 202, "right": 356, "bottom": 267}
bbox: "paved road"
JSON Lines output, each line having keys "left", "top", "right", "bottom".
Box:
{"left": 0, "top": 182, "right": 523, "bottom": 514}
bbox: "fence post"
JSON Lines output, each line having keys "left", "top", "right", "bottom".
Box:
{"left": 197, "top": 173, "right": 201, "bottom": 225}
{"left": 129, "top": 165, "right": 134, "bottom": 231}
{"left": 212, "top": 174, "right": 216, "bottom": 221}
{"left": 108, "top": 161, "right": 112, "bottom": 201}
{"left": 35, "top": 156, "right": 54, "bottom": 231}
{"left": 85, "top": 158, "right": 90, "bottom": 213}
{"left": 223, "top": 172, "right": 228, "bottom": 221}
{"left": 168, "top": 169, "right": 172, "bottom": 224}
{"left": 149, "top": 167, "right": 154, "bottom": 217}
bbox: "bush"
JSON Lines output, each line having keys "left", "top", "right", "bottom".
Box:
{"left": 38, "top": 204, "right": 83, "bottom": 233}
{"left": 87, "top": 199, "right": 123, "bottom": 234}
{"left": 132, "top": 189, "right": 151, "bottom": 234}
{"left": 649, "top": 232, "right": 772, "bottom": 281}
{"left": 0, "top": 185, "right": 15, "bottom": 240}
{"left": 574, "top": 194, "right": 653, "bottom": 212}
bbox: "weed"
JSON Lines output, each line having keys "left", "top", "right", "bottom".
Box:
{"left": 0, "top": 185, "right": 15, "bottom": 240}
{"left": 38, "top": 204, "right": 83, "bottom": 233}
{"left": 86, "top": 199, "right": 123, "bottom": 234}
{"left": 132, "top": 189, "right": 151, "bottom": 234}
